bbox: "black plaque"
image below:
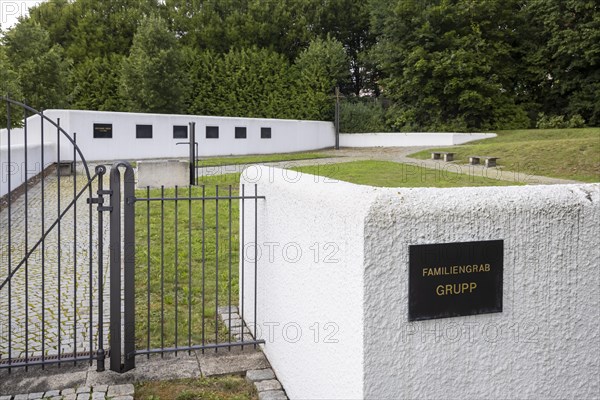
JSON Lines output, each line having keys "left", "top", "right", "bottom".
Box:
{"left": 93, "top": 123, "right": 112, "bottom": 139}
{"left": 408, "top": 240, "right": 503, "bottom": 321}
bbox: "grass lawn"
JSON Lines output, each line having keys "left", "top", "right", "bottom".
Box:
{"left": 135, "top": 175, "right": 245, "bottom": 351}
{"left": 408, "top": 128, "right": 600, "bottom": 182}
{"left": 292, "top": 160, "right": 520, "bottom": 187}
{"left": 135, "top": 376, "right": 257, "bottom": 400}
{"left": 197, "top": 151, "right": 334, "bottom": 167}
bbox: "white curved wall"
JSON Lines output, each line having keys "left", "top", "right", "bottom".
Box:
{"left": 241, "top": 166, "right": 599, "bottom": 399}
{"left": 339, "top": 132, "right": 496, "bottom": 147}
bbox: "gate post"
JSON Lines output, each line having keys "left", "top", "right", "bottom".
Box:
{"left": 189, "top": 122, "right": 196, "bottom": 185}
{"left": 109, "top": 161, "right": 136, "bottom": 372}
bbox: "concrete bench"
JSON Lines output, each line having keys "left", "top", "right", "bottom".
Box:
{"left": 431, "top": 152, "right": 455, "bottom": 162}
{"left": 469, "top": 156, "right": 499, "bottom": 168}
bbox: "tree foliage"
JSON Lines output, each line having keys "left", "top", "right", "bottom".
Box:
{"left": 0, "top": 0, "right": 596, "bottom": 130}
{"left": 119, "top": 16, "right": 185, "bottom": 113}
{"left": 2, "top": 21, "right": 70, "bottom": 111}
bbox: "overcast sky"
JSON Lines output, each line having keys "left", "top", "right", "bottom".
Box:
{"left": 1, "top": 0, "right": 46, "bottom": 30}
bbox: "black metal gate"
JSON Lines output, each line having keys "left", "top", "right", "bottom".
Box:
{"left": 1, "top": 97, "right": 265, "bottom": 374}
{"left": 1, "top": 97, "right": 109, "bottom": 372}
{"left": 106, "top": 168, "right": 266, "bottom": 372}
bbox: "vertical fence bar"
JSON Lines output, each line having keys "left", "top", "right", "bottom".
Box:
{"left": 188, "top": 185, "right": 192, "bottom": 353}
{"left": 254, "top": 184, "right": 258, "bottom": 348}
{"left": 146, "top": 187, "right": 151, "bottom": 358}
{"left": 56, "top": 119, "right": 62, "bottom": 364}
{"left": 228, "top": 185, "right": 232, "bottom": 349}
{"left": 174, "top": 186, "right": 179, "bottom": 355}
{"left": 215, "top": 185, "right": 219, "bottom": 351}
{"left": 73, "top": 132, "right": 77, "bottom": 365}
{"left": 88, "top": 159, "right": 93, "bottom": 366}
{"left": 241, "top": 184, "right": 245, "bottom": 349}
{"left": 160, "top": 186, "right": 165, "bottom": 357}
{"left": 24, "top": 106, "right": 29, "bottom": 370}
{"left": 6, "top": 99, "right": 12, "bottom": 371}
{"left": 41, "top": 110, "right": 46, "bottom": 369}
{"left": 201, "top": 185, "right": 206, "bottom": 353}
{"left": 97, "top": 166, "right": 107, "bottom": 372}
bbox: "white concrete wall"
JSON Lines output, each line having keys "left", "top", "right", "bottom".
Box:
{"left": 363, "top": 184, "right": 599, "bottom": 399}
{"left": 240, "top": 166, "right": 377, "bottom": 400}
{"left": 14, "top": 110, "right": 335, "bottom": 162}
{"left": 241, "top": 167, "right": 599, "bottom": 399}
{"left": 0, "top": 142, "right": 56, "bottom": 197}
{"left": 339, "top": 132, "right": 496, "bottom": 147}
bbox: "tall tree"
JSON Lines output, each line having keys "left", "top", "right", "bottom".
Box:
{"left": 294, "top": 36, "right": 349, "bottom": 120}
{"left": 69, "top": 54, "right": 124, "bottom": 111}
{"left": 188, "top": 47, "right": 296, "bottom": 119}
{"left": 524, "top": 0, "right": 600, "bottom": 125}
{"left": 370, "top": 0, "right": 530, "bottom": 131}
{"left": 0, "top": 44, "right": 24, "bottom": 127}
{"left": 3, "top": 21, "right": 70, "bottom": 110}
{"left": 314, "top": 0, "right": 376, "bottom": 96}
{"left": 119, "top": 15, "right": 185, "bottom": 113}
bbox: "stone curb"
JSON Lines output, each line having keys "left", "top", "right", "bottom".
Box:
{"left": 0, "top": 385, "right": 134, "bottom": 400}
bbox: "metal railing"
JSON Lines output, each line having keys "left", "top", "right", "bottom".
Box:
{"left": 107, "top": 165, "right": 266, "bottom": 372}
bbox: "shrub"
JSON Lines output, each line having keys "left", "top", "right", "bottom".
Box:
{"left": 568, "top": 114, "right": 586, "bottom": 128}
{"left": 537, "top": 113, "right": 586, "bottom": 129}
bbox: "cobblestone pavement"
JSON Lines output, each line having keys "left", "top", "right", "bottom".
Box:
{"left": 0, "top": 384, "right": 134, "bottom": 400}
{"left": 0, "top": 164, "right": 110, "bottom": 361}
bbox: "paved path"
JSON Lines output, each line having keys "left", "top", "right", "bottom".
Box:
{"left": 197, "top": 147, "right": 581, "bottom": 185}
{"left": 0, "top": 165, "right": 110, "bottom": 362}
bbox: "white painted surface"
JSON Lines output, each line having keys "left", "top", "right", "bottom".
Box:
{"left": 363, "top": 184, "right": 599, "bottom": 399}
{"left": 241, "top": 167, "right": 599, "bottom": 399}
{"left": 136, "top": 159, "right": 189, "bottom": 189}
{"left": 0, "top": 142, "right": 55, "bottom": 197}
{"left": 2, "top": 110, "right": 335, "bottom": 163}
{"left": 339, "top": 132, "right": 496, "bottom": 147}
{"left": 240, "top": 166, "right": 377, "bottom": 400}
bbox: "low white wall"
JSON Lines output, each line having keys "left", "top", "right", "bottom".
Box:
{"left": 363, "top": 184, "right": 599, "bottom": 399}
{"left": 0, "top": 142, "right": 56, "bottom": 197}
{"left": 6, "top": 110, "right": 335, "bottom": 162}
{"left": 240, "top": 166, "right": 377, "bottom": 399}
{"left": 241, "top": 166, "right": 599, "bottom": 399}
{"left": 339, "top": 132, "right": 496, "bottom": 147}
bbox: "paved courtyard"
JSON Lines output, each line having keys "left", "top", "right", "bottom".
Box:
{"left": 0, "top": 165, "right": 110, "bottom": 362}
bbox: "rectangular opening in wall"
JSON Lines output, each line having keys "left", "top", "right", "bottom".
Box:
{"left": 173, "top": 125, "right": 188, "bottom": 139}
{"left": 235, "top": 127, "right": 247, "bottom": 139}
{"left": 136, "top": 124, "right": 153, "bottom": 139}
{"left": 206, "top": 126, "right": 219, "bottom": 139}
{"left": 93, "top": 123, "right": 112, "bottom": 139}
{"left": 261, "top": 127, "right": 272, "bottom": 139}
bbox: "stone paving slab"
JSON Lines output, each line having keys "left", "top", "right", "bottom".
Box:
{"left": 258, "top": 391, "right": 287, "bottom": 400}
{"left": 246, "top": 368, "right": 275, "bottom": 382}
{"left": 1, "top": 384, "right": 132, "bottom": 400}
{"left": 198, "top": 348, "right": 270, "bottom": 377}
